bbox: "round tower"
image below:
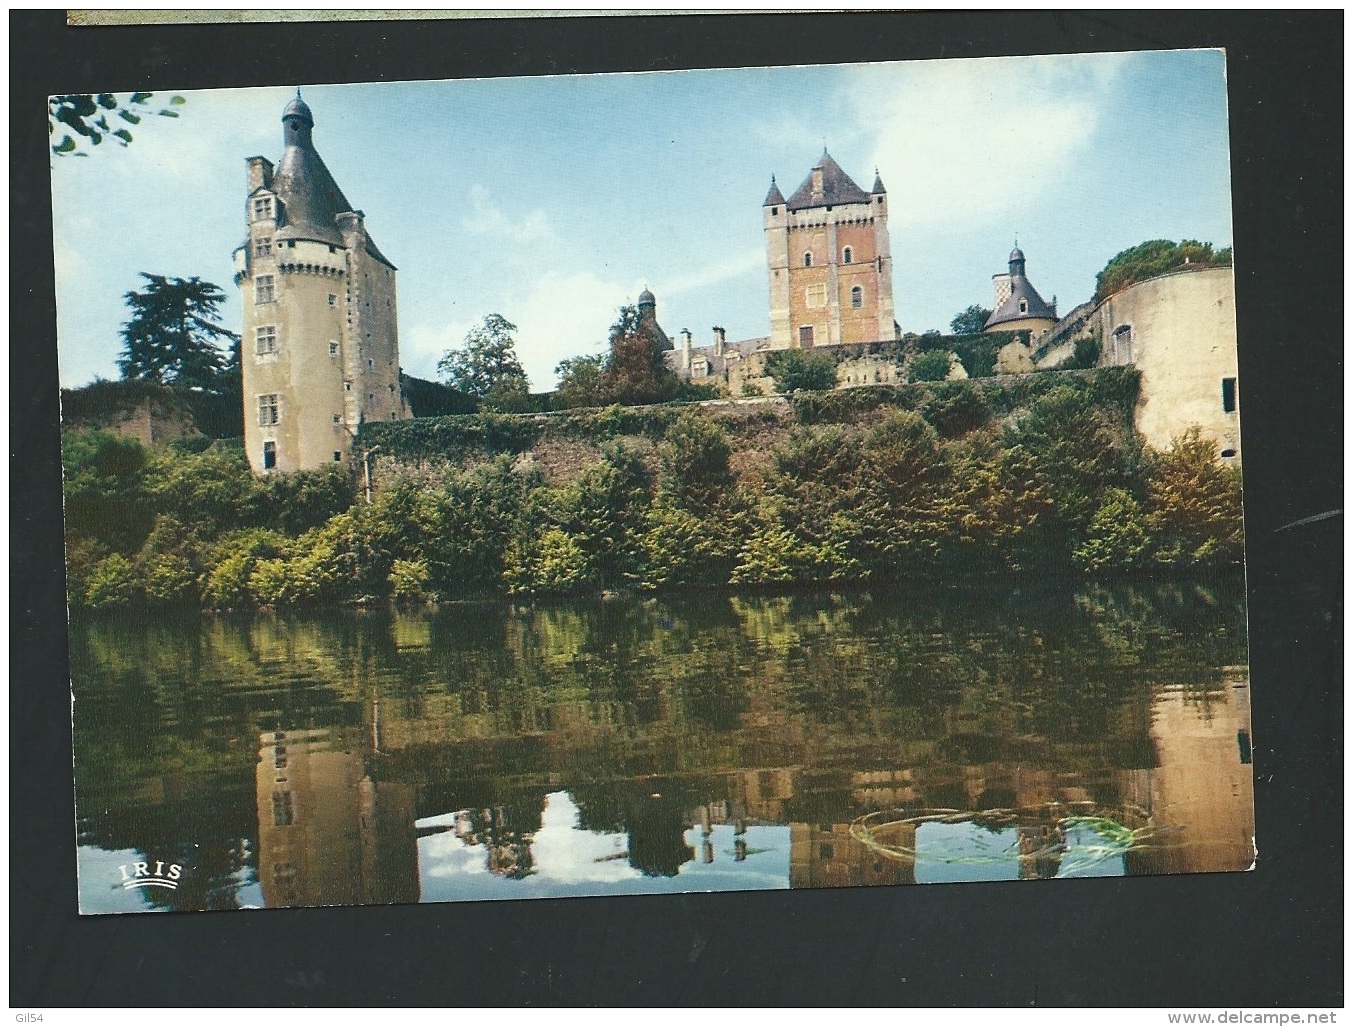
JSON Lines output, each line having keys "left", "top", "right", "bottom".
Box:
{"left": 237, "top": 92, "right": 405, "bottom": 475}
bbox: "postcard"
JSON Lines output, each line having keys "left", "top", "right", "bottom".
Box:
{"left": 53, "top": 49, "right": 1252, "bottom": 914}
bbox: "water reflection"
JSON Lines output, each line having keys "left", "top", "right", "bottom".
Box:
{"left": 70, "top": 582, "right": 1254, "bottom": 912}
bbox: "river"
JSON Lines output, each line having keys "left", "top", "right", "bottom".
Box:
{"left": 70, "top": 579, "right": 1253, "bottom": 912}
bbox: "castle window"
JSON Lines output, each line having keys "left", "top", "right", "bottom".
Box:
{"left": 332, "top": 414, "right": 341, "bottom": 425}
{"left": 262, "top": 441, "right": 277, "bottom": 470}
{"left": 842, "top": 246, "right": 852, "bottom": 264}
{"left": 851, "top": 286, "right": 863, "bottom": 308}
{"left": 329, "top": 341, "right": 339, "bottom": 356}
{"left": 1222, "top": 377, "right": 1237, "bottom": 413}
{"left": 799, "top": 325, "right": 815, "bottom": 347}
{"left": 254, "top": 325, "right": 277, "bottom": 354}
{"left": 803, "top": 252, "right": 813, "bottom": 268}
{"left": 770, "top": 206, "right": 778, "bottom": 215}
{"left": 334, "top": 451, "right": 342, "bottom": 462}
{"left": 328, "top": 294, "right": 337, "bottom": 307}
{"left": 805, "top": 283, "right": 827, "bottom": 308}
{"left": 388, "top": 383, "right": 395, "bottom": 393}
{"left": 257, "top": 394, "right": 280, "bottom": 426}
{"left": 1112, "top": 324, "right": 1133, "bottom": 363}
{"left": 877, "top": 256, "right": 883, "bottom": 272}
{"left": 271, "top": 790, "right": 293, "bottom": 828}
{"left": 344, "top": 380, "right": 352, "bottom": 391}
{"left": 368, "top": 358, "right": 374, "bottom": 369}
{"left": 285, "top": 240, "right": 295, "bottom": 248}
{"left": 254, "top": 275, "right": 275, "bottom": 303}
{"left": 1018, "top": 298, "right": 1028, "bottom": 314}
{"left": 253, "top": 237, "right": 271, "bottom": 258}
{"left": 251, "top": 196, "right": 273, "bottom": 221}
{"left": 1221, "top": 449, "right": 1237, "bottom": 459}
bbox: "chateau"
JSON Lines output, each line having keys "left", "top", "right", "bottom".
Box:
{"left": 233, "top": 92, "right": 408, "bottom": 474}
{"left": 228, "top": 99, "right": 1239, "bottom": 471}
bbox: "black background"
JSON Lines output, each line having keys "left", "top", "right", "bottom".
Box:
{"left": 11, "top": 10, "right": 1342, "bottom": 1007}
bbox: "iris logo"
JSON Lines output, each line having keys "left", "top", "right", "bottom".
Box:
{"left": 118, "top": 860, "right": 183, "bottom": 891}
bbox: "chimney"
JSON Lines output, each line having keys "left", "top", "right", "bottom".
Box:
{"left": 247, "top": 155, "right": 274, "bottom": 193}
{"left": 680, "top": 329, "right": 692, "bottom": 371}
{"left": 713, "top": 326, "right": 726, "bottom": 357}
{"left": 992, "top": 272, "right": 1012, "bottom": 310}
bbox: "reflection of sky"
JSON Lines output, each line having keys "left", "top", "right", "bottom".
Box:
{"left": 912, "top": 821, "right": 1127, "bottom": 884}
{"left": 418, "top": 791, "right": 789, "bottom": 903}
{"left": 77, "top": 846, "right": 162, "bottom": 914}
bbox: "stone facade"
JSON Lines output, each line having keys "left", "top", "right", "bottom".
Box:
{"left": 764, "top": 152, "right": 897, "bottom": 351}
{"left": 1082, "top": 265, "right": 1240, "bottom": 461}
{"left": 235, "top": 93, "right": 408, "bottom": 475}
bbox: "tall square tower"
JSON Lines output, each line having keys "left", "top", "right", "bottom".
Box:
{"left": 763, "top": 151, "right": 897, "bottom": 350}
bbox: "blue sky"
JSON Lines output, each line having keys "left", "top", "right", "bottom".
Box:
{"left": 51, "top": 48, "right": 1233, "bottom": 391}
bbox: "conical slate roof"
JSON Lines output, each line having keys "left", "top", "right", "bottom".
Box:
{"left": 985, "top": 249, "right": 1056, "bottom": 329}
{"left": 763, "top": 176, "right": 786, "bottom": 206}
{"left": 871, "top": 170, "right": 886, "bottom": 194}
{"left": 270, "top": 96, "right": 394, "bottom": 267}
{"left": 785, "top": 151, "right": 870, "bottom": 211}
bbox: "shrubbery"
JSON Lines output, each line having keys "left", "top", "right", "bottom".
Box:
{"left": 63, "top": 370, "right": 1243, "bottom": 610}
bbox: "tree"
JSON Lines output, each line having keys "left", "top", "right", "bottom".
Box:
{"left": 437, "top": 314, "right": 531, "bottom": 401}
{"left": 1094, "top": 239, "right": 1233, "bottom": 302}
{"left": 117, "top": 274, "right": 238, "bottom": 392}
{"left": 764, "top": 349, "right": 837, "bottom": 394}
{"left": 600, "top": 305, "right": 678, "bottom": 406}
{"left": 554, "top": 354, "right": 607, "bottom": 409}
{"left": 950, "top": 304, "right": 993, "bottom": 335}
{"left": 49, "top": 92, "right": 185, "bottom": 156}
{"left": 907, "top": 349, "right": 953, "bottom": 383}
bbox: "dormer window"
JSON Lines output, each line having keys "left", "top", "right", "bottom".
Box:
{"left": 1018, "top": 298, "right": 1028, "bottom": 314}
{"left": 251, "top": 196, "right": 273, "bottom": 221}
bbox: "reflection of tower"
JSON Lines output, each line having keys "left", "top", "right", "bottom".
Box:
{"left": 255, "top": 729, "right": 418, "bottom": 908}
{"left": 1016, "top": 823, "right": 1065, "bottom": 880}
{"left": 445, "top": 803, "right": 541, "bottom": 879}
{"left": 789, "top": 823, "right": 915, "bottom": 889}
{"left": 1126, "top": 680, "right": 1255, "bottom": 875}
{"left": 626, "top": 795, "right": 694, "bottom": 878}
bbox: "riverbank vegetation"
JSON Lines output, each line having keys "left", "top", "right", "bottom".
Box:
{"left": 62, "top": 368, "right": 1244, "bottom": 610}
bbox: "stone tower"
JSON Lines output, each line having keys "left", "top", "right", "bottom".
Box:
{"left": 763, "top": 151, "right": 896, "bottom": 350}
{"left": 234, "top": 91, "right": 407, "bottom": 475}
{"left": 984, "top": 246, "right": 1058, "bottom": 340}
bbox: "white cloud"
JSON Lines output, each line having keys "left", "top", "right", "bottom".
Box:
{"left": 530, "top": 792, "right": 640, "bottom": 886}
{"left": 513, "top": 270, "right": 630, "bottom": 389}
{"left": 658, "top": 247, "right": 764, "bottom": 298}
{"left": 852, "top": 53, "right": 1133, "bottom": 232}
{"left": 462, "top": 184, "right": 556, "bottom": 249}
{"left": 404, "top": 317, "right": 474, "bottom": 382}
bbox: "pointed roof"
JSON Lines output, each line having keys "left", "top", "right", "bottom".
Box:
{"left": 270, "top": 95, "right": 394, "bottom": 267}
{"left": 784, "top": 151, "right": 870, "bottom": 211}
{"left": 763, "top": 175, "right": 786, "bottom": 206}
{"left": 871, "top": 169, "right": 886, "bottom": 194}
{"left": 985, "top": 248, "right": 1057, "bottom": 329}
